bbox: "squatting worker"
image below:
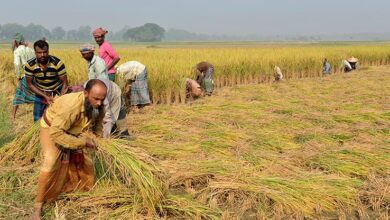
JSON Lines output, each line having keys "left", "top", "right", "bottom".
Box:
{"left": 195, "top": 61, "right": 214, "bottom": 96}
{"left": 79, "top": 43, "right": 109, "bottom": 80}
{"left": 185, "top": 78, "right": 203, "bottom": 100}
{"left": 323, "top": 58, "right": 332, "bottom": 75}
{"left": 343, "top": 56, "right": 359, "bottom": 72}
{"left": 84, "top": 78, "right": 128, "bottom": 138}
{"left": 93, "top": 27, "right": 120, "bottom": 82}
{"left": 274, "top": 66, "right": 283, "bottom": 81}
{"left": 25, "top": 40, "right": 69, "bottom": 121}
{"left": 116, "top": 61, "right": 151, "bottom": 109}
{"left": 32, "top": 79, "right": 107, "bottom": 220}
{"left": 11, "top": 33, "right": 36, "bottom": 120}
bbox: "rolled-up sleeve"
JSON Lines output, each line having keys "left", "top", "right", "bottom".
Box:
{"left": 102, "top": 99, "right": 115, "bottom": 138}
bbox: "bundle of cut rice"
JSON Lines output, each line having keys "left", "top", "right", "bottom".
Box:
{"left": 0, "top": 122, "right": 40, "bottom": 165}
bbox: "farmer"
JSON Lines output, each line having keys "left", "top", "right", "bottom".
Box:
{"left": 185, "top": 78, "right": 203, "bottom": 100}
{"left": 116, "top": 61, "right": 151, "bottom": 109}
{"left": 274, "top": 66, "right": 283, "bottom": 81}
{"left": 11, "top": 33, "right": 36, "bottom": 120}
{"left": 32, "top": 79, "right": 107, "bottom": 220}
{"left": 25, "top": 40, "right": 69, "bottom": 121}
{"left": 195, "top": 61, "right": 214, "bottom": 96}
{"left": 343, "top": 57, "right": 359, "bottom": 72}
{"left": 93, "top": 27, "right": 120, "bottom": 82}
{"left": 84, "top": 78, "right": 128, "bottom": 138}
{"left": 322, "top": 58, "right": 332, "bottom": 75}
{"left": 79, "top": 43, "right": 109, "bottom": 80}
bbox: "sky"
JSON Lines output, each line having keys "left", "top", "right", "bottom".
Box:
{"left": 1, "top": 0, "right": 390, "bottom": 36}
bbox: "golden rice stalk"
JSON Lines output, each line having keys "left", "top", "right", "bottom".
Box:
{"left": 95, "top": 138, "right": 165, "bottom": 214}
{"left": 0, "top": 122, "right": 40, "bottom": 165}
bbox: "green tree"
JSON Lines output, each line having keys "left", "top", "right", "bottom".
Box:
{"left": 123, "top": 23, "right": 165, "bottom": 42}
{"left": 51, "top": 26, "right": 66, "bottom": 41}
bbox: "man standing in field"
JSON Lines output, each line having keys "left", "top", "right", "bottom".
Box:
{"left": 32, "top": 79, "right": 107, "bottom": 220}
{"left": 79, "top": 43, "right": 109, "bottom": 80}
{"left": 25, "top": 40, "right": 69, "bottom": 121}
{"left": 93, "top": 28, "right": 120, "bottom": 82}
{"left": 11, "top": 33, "right": 36, "bottom": 120}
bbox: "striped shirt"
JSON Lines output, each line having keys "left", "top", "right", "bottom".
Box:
{"left": 24, "top": 55, "right": 66, "bottom": 91}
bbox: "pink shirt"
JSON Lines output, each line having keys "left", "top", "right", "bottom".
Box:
{"left": 99, "top": 41, "right": 119, "bottom": 74}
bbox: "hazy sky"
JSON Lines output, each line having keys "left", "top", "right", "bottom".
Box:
{"left": 1, "top": 0, "right": 390, "bottom": 36}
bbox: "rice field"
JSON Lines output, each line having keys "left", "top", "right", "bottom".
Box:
{"left": 0, "top": 43, "right": 389, "bottom": 219}
{"left": 1, "top": 43, "right": 390, "bottom": 104}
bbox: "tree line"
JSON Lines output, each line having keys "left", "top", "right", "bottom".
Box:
{"left": 0, "top": 23, "right": 165, "bottom": 42}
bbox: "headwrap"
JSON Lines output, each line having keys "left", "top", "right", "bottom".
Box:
{"left": 79, "top": 43, "right": 95, "bottom": 53}
{"left": 93, "top": 27, "right": 108, "bottom": 37}
{"left": 13, "top": 33, "right": 25, "bottom": 43}
{"left": 347, "top": 57, "right": 358, "bottom": 63}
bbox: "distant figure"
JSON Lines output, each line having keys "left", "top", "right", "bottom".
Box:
{"left": 11, "top": 33, "right": 36, "bottom": 120}
{"left": 343, "top": 57, "right": 359, "bottom": 72}
{"left": 195, "top": 61, "right": 214, "bottom": 96}
{"left": 93, "top": 27, "right": 120, "bottom": 82}
{"left": 186, "top": 78, "right": 203, "bottom": 100}
{"left": 274, "top": 66, "right": 283, "bottom": 81}
{"left": 116, "top": 61, "right": 151, "bottom": 109}
{"left": 79, "top": 43, "right": 109, "bottom": 80}
{"left": 322, "top": 58, "right": 332, "bottom": 75}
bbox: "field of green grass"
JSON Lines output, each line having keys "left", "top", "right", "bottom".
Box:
{"left": 0, "top": 65, "right": 389, "bottom": 219}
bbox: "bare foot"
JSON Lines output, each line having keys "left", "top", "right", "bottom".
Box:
{"left": 31, "top": 208, "right": 41, "bottom": 220}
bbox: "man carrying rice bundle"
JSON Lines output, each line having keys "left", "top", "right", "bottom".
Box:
{"left": 11, "top": 33, "right": 36, "bottom": 120}
{"left": 116, "top": 61, "right": 151, "bottom": 110}
{"left": 32, "top": 79, "right": 107, "bottom": 220}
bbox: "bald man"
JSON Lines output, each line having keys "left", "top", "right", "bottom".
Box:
{"left": 32, "top": 79, "right": 107, "bottom": 220}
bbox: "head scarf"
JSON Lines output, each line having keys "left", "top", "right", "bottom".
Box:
{"left": 93, "top": 27, "right": 108, "bottom": 37}
{"left": 79, "top": 43, "right": 95, "bottom": 53}
{"left": 347, "top": 57, "right": 358, "bottom": 63}
{"left": 13, "top": 33, "right": 25, "bottom": 43}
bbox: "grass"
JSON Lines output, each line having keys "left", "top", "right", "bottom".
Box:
{"left": 0, "top": 64, "right": 389, "bottom": 218}
{"left": 0, "top": 95, "right": 14, "bottom": 147}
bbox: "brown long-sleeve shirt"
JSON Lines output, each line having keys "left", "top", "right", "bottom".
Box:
{"left": 40, "top": 92, "right": 102, "bottom": 149}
